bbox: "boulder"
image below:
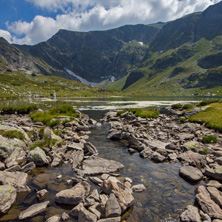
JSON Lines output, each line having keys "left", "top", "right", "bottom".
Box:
{"left": 27, "top": 147, "right": 49, "bottom": 166}
{"left": 79, "top": 157, "right": 124, "bottom": 175}
{"left": 179, "top": 166, "right": 203, "bottom": 183}
{"left": 151, "top": 152, "right": 166, "bottom": 162}
{"left": 97, "top": 217, "right": 121, "bottom": 222}
{"left": 132, "top": 184, "right": 146, "bottom": 192}
{"left": 180, "top": 205, "right": 201, "bottom": 222}
{"left": 107, "top": 130, "right": 122, "bottom": 140}
{"left": 36, "top": 189, "right": 48, "bottom": 201}
{"left": 0, "top": 135, "right": 26, "bottom": 161}
{"left": 21, "top": 162, "right": 36, "bottom": 173}
{"left": 0, "top": 171, "right": 28, "bottom": 192}
{"left": 204, "top": 165, "right": 222, "bottom": 180}
{"left": 140, "top": 148, "right": 153, "bottom": 158}
{"left": 44, "top": 127, "right": 62, "bottom": 143}
{"left": 19, "top": 201, "right": 50, "bottom": 220}
{"left": 55, "top": 181, "right": 90, "bottom": 205}
{"left": 72, "top": 149, "right": 84, "bottom": 169}
{"left": 0, "top": 184, "right": 17, "bottom": 213}
{"left": 5, "top": 147, "right": 26, "bottom": 168}
{"left": 84, "top": 142, "right": 98, "bottom": 156}
{"left": 207, "top": 187, "right": 222, "bottom": 208}
{"left": 105, "top": 193, "right": 121, "bottom": 218}
{"left": 144, "top": 139, "right": 169, "bottom": 150}
{"left": 207, "top": 180, "right": 222, "bottom": 189}
{"left": 196, "top": 185, "right": 222, "bottom": 219}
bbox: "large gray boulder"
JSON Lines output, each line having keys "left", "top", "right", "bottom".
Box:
{"left": 55, "top": 181, "right": 90, "bottom": 205}
{"left": 79, "top": 157, "right": 124, "bottom": 175}
{"left": 0, "top": 184, "right": 17, "bottom": 213}
{"left": 196, "top": 185, "right": 222, "bottom": 219}
{"left": 180, "top": 205, "right": 201, "bottom": 222}
{"left": 0, "top": 171, "right": 28, "bottom": 192}
{"left": 0, "top": 135, "right": 26, "bottom": 161}
{"left": 27, "top": 147, "right": 49, "bottom": 166}
{"left": 19, "top": 201, "right": 50, "bottom": 220}
{"left": 179, "top": 166, "right": 203, "bottom": 183}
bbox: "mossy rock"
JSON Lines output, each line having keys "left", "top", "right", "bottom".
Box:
{"left": 27, "top": 147, "right": 49, "bottom": 167}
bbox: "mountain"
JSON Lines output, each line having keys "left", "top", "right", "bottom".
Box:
{"left": 16, "top": 24, "right": 163, "bottom": 83}
{"left": 1, "top": 1, "right": 222, "bottom": 96}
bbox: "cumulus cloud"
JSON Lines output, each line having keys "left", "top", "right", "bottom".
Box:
{"left": 0, "top": 29, "right": 12, "bottom": 42}
{"left": 6, "top": 0, "right": 222, "bottom": 45}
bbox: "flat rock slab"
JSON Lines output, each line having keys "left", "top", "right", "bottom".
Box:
{"left": 180, "top": 205, "right": 201, "bottom": 222}
{"left": 145, "top": 140, "right": 169, "bottom": 150}
{"left": 179, "top": 166, "right": 203, "bottom": 183}
{"left": 19, "top": 201, "right": 50, "bottom": 220}
{"left": 0, "top": 184, "right": 17, "bottom": 214}
{"left": 0, "top": 171, "right": 28, "bottom": 191}
{"left": 79, "top": 157, "right": 124, "bottom": 175}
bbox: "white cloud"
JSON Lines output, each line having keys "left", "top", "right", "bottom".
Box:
{"left": 5, "top": 0, "right": 222, "bottom": 45}
{"left": 0, "top": 29, "right": 12, "bottom": 42}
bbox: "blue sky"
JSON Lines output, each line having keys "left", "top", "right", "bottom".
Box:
{"left": 0, "top": 0, "right": 221, "bottom": 45}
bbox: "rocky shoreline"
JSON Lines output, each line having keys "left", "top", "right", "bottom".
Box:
{"left": 103, "top": 108, "right": 222, "bottom": 222}
{"left": 0, "top": 110, "right": 145, "bottom": 222}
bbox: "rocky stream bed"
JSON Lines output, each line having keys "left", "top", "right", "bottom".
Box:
{"left": 0, "top": 107, "right": 222, "bottom": 222}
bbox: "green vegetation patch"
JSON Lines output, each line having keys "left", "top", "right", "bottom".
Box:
{"left": 30, "top": 135, "right": 58, "bottom": 150}
{"left": 30, "top": 105, "right": 78, "bottom": 126}
{"left": 1, "top": 104, "right": 38, "bottom": 114}
{"left": 197, "top": 99, "right": 220, "bottom": 107}
{"left": 171, "top": 103, "right": 183, "bottom": 109}
{"left": 202, "top": 135, "right": 217, "bottom": 143}
{"left": 189, "top": 103, "right": 222, "bottom": 131}
{"left": 0, "top": 130, "right": 25, "bottom": 141}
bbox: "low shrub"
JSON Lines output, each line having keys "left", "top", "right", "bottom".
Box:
{"left": 179, "top": 117, "right": 187, "bottom": 123}
{"left": 1, "top": 104, "right": 38, "bottom": 114}
{"left": 0, "top": 130, "right": 25, "bottom": 141}
{"left": 182, "top": 104, "right": 194, "bottom": 110}
{"left": 128, "top": 108, "right": 159, "bottom": 119}
{"left": 201, "top": 147, "right": 210, "bottom": 155}
{"left": 117, "top": 110, "right": 127, "bottom": 116}
{"left": 202, "top": 135, "right": 217, "bottom": 143}
{"left": 197, "top": 99, "right": 220, "bottom": 107}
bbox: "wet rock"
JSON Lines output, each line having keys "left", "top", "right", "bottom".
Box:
{"left": 0, "top": 171, "right": 28, "bottom": 192}
{"left": 132, "top": 184, "right": 146, "bottom": 192}
{"left": 84, "top": 142, "right": 98, "bottom": 156}
{"left": 179, "top": 166, "right": 203, "bottom": 183}
{"left": 151, "top": 152, "right": 166, "bottom": 162}
{"left": 19, "top": 201, "right": 50, "bottom": 220}
{"left": 72, "top": 149, "right": 84, "bottom": 169}
{"left": 79, "top": 156, "right": 124, "bottom": 175}
{"left": 140, "top": 147, "right": 153, "bottom": 158}
{"left": 55, "top": 181, "right": 90, "bottom": 205}
{"left": 0, "top": 184, "right": 17, "bottom": 213}
{"left": 168, "top": 153, "right": 177, "bottom": 161}
{"left": 51, "top": 156, "right": 62, "bottom": 167}
{"left": 36, "top": 189, "right": 48, "bottom": 201}
{"left": 97, "top": 217, "right": 121, "bottom": 222}
{"left": 21, "top": 162, "right": 36, "bottom": 173}
{"left": 196, "top": 185, "right": 222, "bottom": 219}
{"left": 207, "top": 187, "right": 222, "bottom": 208}
{"left": 27, "top": 147, "right": 49, "bottom": 167}
{"left": 107, "top": 130, "right": 122, "bottom": 140}
{"left": 180, "top": 205, "right": 201, "bottom": 222}
{"left": 105, "top": 193, "right": 121, "bottom": 217}
{"left": 0, "top": 135, "right": 26, "bottom": 161}
{"left": 45, "top": 215, "right": 61, "bottom": 222}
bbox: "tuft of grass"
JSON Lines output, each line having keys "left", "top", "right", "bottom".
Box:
{"left": 117, "top": 110, "right": 127, "bottom": 116}
{"left": 197, "top": 99, "right": 220, "bottom": 107}
{"left": 30, "top": 135, "right": 57, "bottom": 150}
{"left": 30, "top": 105, "right": 78, "bottom": 126}
{"left": 201, "top": 147, "right": 210, "bottom": 155}
{"left": 180, "top": 117, "right": 187, "bottom": 123}
{"left": 0, "top": 130, "right": 25, "bottom": 141}
{"left": 189, "top": 104, "right": 222, "bottom": 131}
{"left": 62, "top": 119, "right": 71, "bottom": 125}
{"left": 171, "top": 104, "right": 183, "bottom": 109}
{"left": 202, "top": 135, "right": 217, "bottom": 143}
{"left": 182, "top": 104, "right": 194, "bottom": 110}
{"left": 128, "top": 108, "right": 159, "bottom": 119}
{"left": 1, "top": 104, "right": 38, "bottom": 114}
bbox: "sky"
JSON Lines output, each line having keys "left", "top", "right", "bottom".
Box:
{"left": 0, "top": 0, "right": 221, "bottom": 45}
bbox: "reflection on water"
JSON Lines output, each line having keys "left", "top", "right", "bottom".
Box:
{"left": 0, "top": 96, "right": 208, "bottom": 111}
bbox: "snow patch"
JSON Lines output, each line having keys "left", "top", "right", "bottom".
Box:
{"left": 65, "top": 69, "right": 98, "bottom": 87}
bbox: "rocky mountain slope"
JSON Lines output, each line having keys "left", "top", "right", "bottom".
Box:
{"left": 0, "top": 1, "right": 222, "bottom": 96}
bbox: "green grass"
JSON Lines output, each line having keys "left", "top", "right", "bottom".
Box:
{"left": 202, "top": 135, "right": 217, "bottom": 143}
{"left": 1, "top": 104, "right": 38, "bottom": 114}
{"left": 180, "top": 117, "right": 187, "bottom": 123}
{"left": 172, "top": 103, "right": 183, "bottom": 109}
{"left": 201, "top": 147, "right": 210, "bottom": 155}
{"left": 30, "top": 105, "right": 78, "bottom": 126}
{"left": 117, "top": 110, "right": 127, "bottom": 116}
{"left": 197, "top": 99, "right": 220, "bottom": 107}
{"left": 189, "top": 103, "right": 222, "bottom": 131}
{"left": 30, "top": 135, "right": 58, "bottom": 150}
{"left": 0, "top": 130, "right": 25, "bottom": 141}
